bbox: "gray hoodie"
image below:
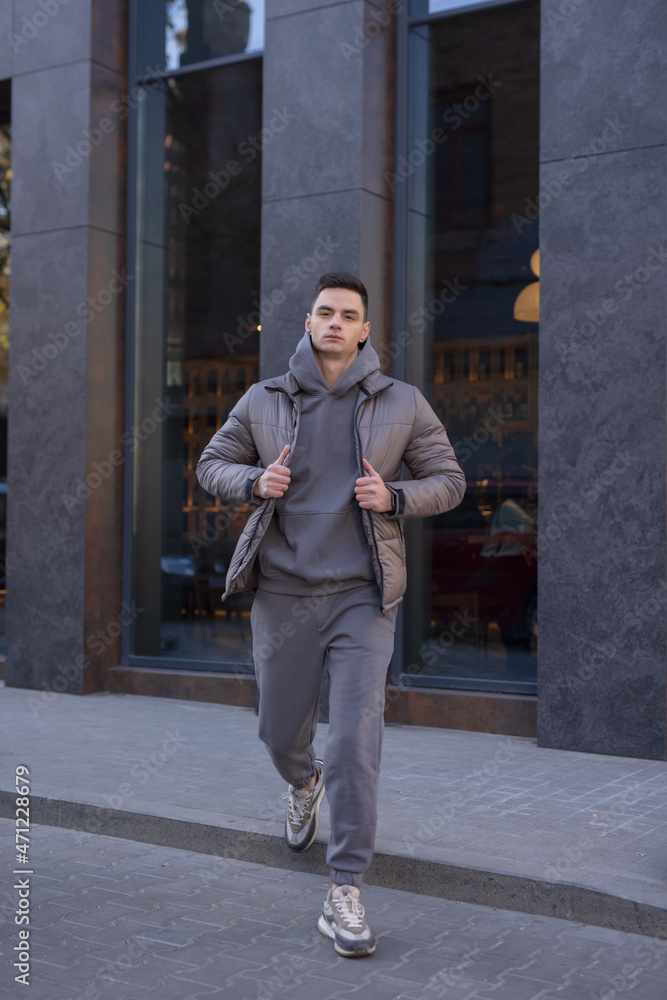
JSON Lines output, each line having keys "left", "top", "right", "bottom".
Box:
{"left": 256, "top": 332, "right": 379, "bottom": 595}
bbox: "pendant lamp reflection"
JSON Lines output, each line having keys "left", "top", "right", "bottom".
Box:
{"left": 514, "top": 249, "right": 540, "bottom": 322}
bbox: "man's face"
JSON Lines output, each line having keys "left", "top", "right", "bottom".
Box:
{"left": 305, "top": 288, "right": 371, "bottom": 364}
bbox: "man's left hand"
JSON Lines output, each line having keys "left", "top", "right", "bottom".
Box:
{"left": 355, "top": 459, "right": 393, "bottom": 512}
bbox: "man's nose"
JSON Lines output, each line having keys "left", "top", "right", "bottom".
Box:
{"left": 329, "top": 313, "right": 342, "bottom": 327}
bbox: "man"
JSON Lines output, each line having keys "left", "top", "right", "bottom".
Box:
{"left": 197, "top": 272, "right": 465, "bottom": 958}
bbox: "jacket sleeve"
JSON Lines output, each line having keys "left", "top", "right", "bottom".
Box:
{"left": 383, "top": 387, "right": 465, "bottom": 518}
{"left": 196, "top": 388, "right": 265, "bottom": 505}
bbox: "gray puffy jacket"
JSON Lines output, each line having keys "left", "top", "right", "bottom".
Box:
{"left": 196, "top": 365, "right": 466, "bottom": 612}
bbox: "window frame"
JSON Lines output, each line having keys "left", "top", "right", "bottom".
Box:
{"left": 390, "top": 0, "right": 539, "bottom": 695}
{"left": 121, "top": 0, "right": 263, "bottom": 671}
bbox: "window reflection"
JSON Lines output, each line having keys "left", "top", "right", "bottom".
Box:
{"left": 131, "top": 59, "right": 261, "bottom": 667}
{"left": 410, "top": 0, "right": 504, "bottom": 15}
{"left": 403, "top": 1, "right": 539, "bottom": 692}
{"left": 166, "top": 0, "right": 265, "bottom": 69}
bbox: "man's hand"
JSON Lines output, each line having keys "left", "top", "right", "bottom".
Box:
{"left": 254, "top": 444, "right": 291, "bottom": 499}
{"left": 355, "top": 459, "right": 393, "bottom": 512}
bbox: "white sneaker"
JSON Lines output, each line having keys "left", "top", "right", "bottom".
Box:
{"left": 282, "top": 759, "right": 325, "bottom": 852}
{"left": 317, "top": 884, "right": 376, "bottom": 957}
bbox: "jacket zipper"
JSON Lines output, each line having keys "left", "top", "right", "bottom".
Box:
{"left": 355, "top": 395, "right": 386, "bottom": 615}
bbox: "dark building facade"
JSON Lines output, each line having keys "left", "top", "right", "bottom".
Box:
{"left": 1, "top": 0, "right": 666, "bottom": 760}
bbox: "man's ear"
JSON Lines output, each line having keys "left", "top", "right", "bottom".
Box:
{"left": 305, "top": 311, "right": 312, "bottom": 333}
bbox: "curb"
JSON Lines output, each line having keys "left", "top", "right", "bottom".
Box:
{"left": 2, "top": 790, "right": 665, "bottom": 939}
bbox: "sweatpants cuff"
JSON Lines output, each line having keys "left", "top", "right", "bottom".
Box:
{"left": 331, "top": 870, "right": 364, "bottom": 889}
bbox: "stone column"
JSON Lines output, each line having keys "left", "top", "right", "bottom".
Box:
{"left": 538, "top": 0, "right": 667, "bottom": 758}
{"left": 260, "top": 0, "right": 397, "bottom": 377}
{"left": 4, "top": 0, "right": 128, "bottom": 694}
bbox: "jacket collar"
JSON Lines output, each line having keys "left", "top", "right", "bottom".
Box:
{"left": 264, "top": 368, "right": 393, "bottom": 399}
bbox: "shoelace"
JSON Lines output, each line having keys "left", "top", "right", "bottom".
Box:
{"left": 332, "top": 892, "right": 365, "bottom": 929}
{"left": 282, "top": 788, "right": 311, "bottom": 825}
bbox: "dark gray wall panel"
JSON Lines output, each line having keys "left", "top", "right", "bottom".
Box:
{"left": 5, "top": 228, "right": 88, "bottom": 691}
{"left": 0, "top": 4, "right": 14, "bottom": 79}
{"left": 5, "top": 0, "right": 128, "bottom": 695}
{"left": 260, "top": 190, "right": 363, "bottom": 377}
{"left": 261, "top": 2, "right": 366, "bottom": 202}
{"left": 12, "top": 0, "right": 91, "bottom": 76}
{"left": 538, "top": 32, "right": 667, "bottom": 760}
{"left": 260, "top": 0, "right": 395, "bottom": 378}
{"left": 11, "top": 62, "right": 91, "bottom": 235}
{"left": 540, "top": 0, "right": 667, "bottom": 161}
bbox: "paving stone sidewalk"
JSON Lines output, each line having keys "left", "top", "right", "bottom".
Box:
{"left": 2, "top": 684, "right": 666, "bottom": 919}
{"left": 1, "top": 820, "right": 667, "bottom": 1000}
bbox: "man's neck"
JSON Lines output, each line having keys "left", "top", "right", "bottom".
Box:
{"left": 313, "top": 350, "right": 358, "bottom": 389}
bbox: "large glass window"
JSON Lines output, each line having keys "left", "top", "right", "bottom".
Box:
{"left": 128, "top": 19, "right": 262, "bottom": 668}
{"left": 400, "top": 0, "right": 539, "bottom": 693}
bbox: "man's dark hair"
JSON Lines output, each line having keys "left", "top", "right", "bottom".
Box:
{"left": 312, "top": 272, "right": 369, "bottom": 322}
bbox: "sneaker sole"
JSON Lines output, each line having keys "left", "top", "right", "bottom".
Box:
{"left": 317, "top": 914, "right": 376, "bottom": 957}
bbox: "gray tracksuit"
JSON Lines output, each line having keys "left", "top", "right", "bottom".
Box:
{"left": 197, "top": 333, "right": 465, "bottom": 887}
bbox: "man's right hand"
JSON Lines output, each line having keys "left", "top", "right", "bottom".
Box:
{"left": 253, "top": 444, "right": 291, "bottom": 499}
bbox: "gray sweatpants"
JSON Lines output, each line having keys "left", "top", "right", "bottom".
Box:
{"left": 251, "top": 583, "right": 398, "bottom": 888}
